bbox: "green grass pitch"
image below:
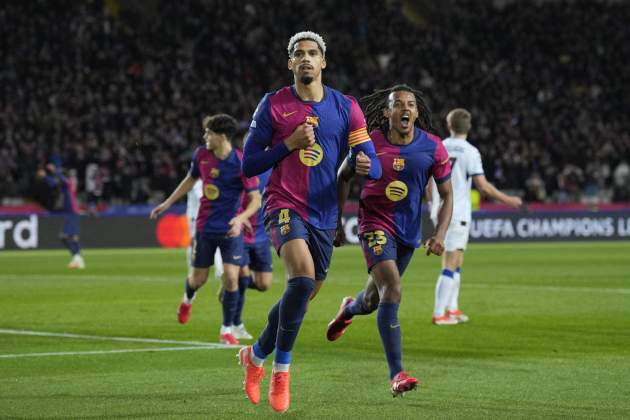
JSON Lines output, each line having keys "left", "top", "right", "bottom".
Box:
{"left": 1, "top": 242, "right": 629, "bottom": 419}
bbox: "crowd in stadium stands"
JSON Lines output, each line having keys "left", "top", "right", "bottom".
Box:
{"left": 1, "top": 0, "right": 629, "bottom": 209}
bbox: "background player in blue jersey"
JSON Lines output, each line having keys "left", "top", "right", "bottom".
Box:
{"left": 150, "top": 114, "right": 261, "bottom": 345}
{"left": 238, "top": 31, "right": 382, "bottom": 413}
{"left": 326, "top": 85, "right": 454, "bottom": 396}
{"left": 218, "top": 130, "right": 273, "bottom": 341}
{"left": 43, "top": 163, "right": 85, "bottom": 269}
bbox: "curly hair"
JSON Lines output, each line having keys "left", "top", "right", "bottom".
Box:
{"left": 360, "top": 84, "right": 434, "bottom": 135}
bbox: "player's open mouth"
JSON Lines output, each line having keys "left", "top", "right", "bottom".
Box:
{"left": 300, "top": 65, "right": 313, "bottom": 71}
{"left": 400, "top": 114, "right": 410, "bottom": 128}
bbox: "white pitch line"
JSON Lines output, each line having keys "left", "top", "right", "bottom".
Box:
{"left": 0, "top": 346, "right": 237, "bottom": 359}
{"left": 0, "top": 328, "right": 236, "bottom": 348}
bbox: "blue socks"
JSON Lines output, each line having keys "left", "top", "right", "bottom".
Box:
{"left": 377, "top": 303, "right": 402, "bottom": 379}
{"left": 252, "top": 277, "right": 314, "bottom": 366}
{"left": 222, "top": 290, "right": 239, "bottom": 327}
{"left": 61, "top": 238, "right": 80, "bottom": 256}
{"left": 344, "top": 290, "right": 373, "bottom": 318}
{"left": 233, "top": 275, "right": 252, "bottom": 325}
{"left": 254, "top": 301, "right": 280, "bottom": 358}
{"left": 275, "top": 277, "right": 314, "bottom": 364}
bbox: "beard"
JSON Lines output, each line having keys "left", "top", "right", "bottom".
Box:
{"left": 300, "top": 75, "right": 314, "bottom": 85}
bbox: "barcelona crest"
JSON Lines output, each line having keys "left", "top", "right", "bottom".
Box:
{"left": 393, "top": 158, "right": 405, "bottom": 171}
{"left": 372, "top": 244, "right": 383, "bottom": 256}
{"left": 280, "top": 224, "right": 291, "bottom": 236}
{"left": 210, "top": 168, "right": 220, "bottom": 178}
{"left": 305, "top": 115, "right": 319, "bottom": 127}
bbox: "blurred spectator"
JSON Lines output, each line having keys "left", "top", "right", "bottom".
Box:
{"left": 1, "top": 0, "right": 629, "bottom": 206}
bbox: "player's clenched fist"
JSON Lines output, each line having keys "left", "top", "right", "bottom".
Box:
{"left": 424, "top": 236, "right": 445, "bottom": 256}
{"left": 284, "top": 123, "right": 316, "bottom": 151}
{"left": 354, "top": 151, "right": 371, "bottom": 176}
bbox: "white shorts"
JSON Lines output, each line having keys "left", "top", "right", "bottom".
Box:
{"left": 444, "top": 220, "right": 470, "bottom": 251}
{"left": 431, "top": 218, "right": 471, "bottom": 251}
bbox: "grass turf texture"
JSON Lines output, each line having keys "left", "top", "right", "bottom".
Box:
{"left": 1, "top": 242, "right": 629, "bottom": 419}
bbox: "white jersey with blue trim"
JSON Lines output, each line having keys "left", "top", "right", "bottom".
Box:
{"left": 430, "top": 137, "right": 484, "bottom": 223}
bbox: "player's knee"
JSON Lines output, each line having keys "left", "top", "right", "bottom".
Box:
{"left": 380, "top": 284, "right": 401, "bottom": 304}
{"left": 253, "top": 273, "right": 272, "bottom": 291}
{"left": 222, "top": 275, "right": 238, "bottom": 291}
{"left": 287, "top": 276, "right": 315, "bottom": 298}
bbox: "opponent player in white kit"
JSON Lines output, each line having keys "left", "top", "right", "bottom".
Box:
{"left": 429, "top": 108, "right": 522, "bottom": 325}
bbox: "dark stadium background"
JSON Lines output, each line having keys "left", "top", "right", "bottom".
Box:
{"left": 1, "top": 0, "right": 629, "bottom": 249}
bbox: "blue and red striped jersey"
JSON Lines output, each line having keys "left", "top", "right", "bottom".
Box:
{"left": 246, "top": 85, "right": 372, "bottom": 229}
{"left": 359, "top": 128, "right": 451, "bottom": 248}
{"left": 190, "top": 146, "right": 258, "bottom": 234}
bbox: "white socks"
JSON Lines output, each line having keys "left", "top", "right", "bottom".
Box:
{"left": 434, "top": 269, "right": 456, "bottom": 317}
{"left": 447, "top": 270, "right": 461, "bottom": 312}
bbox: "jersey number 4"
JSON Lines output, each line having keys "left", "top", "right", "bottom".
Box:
{"left": 278, "top": 209, "right": 291, "bottom": 224}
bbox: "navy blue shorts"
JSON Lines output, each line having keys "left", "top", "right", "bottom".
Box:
{"left": 62, "top": 214, "right": 80, "bottom": 236}
{"left": 266, "top": 208, "right": 335, "bottom": 281}
{"left": 242, "top": 239, "right": 273, "bottom": 272}
{"left": 193, "top": 232, "right": 244, "bottom": 268}
{"left": 360, "top": 230, "right": 415, "bottom": 275}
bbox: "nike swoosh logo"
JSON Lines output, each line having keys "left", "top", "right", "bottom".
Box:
{"left": 390, "top": 324, "right": 400, "bottom": 329}
{"left": 376, "top": 152, "right": 387, "bottom": 156}
{"left": 233, "top": 256, "right": 241, "bottom": 260}
{"left": 282, "top": 111, "right": 297, "bottom": 118}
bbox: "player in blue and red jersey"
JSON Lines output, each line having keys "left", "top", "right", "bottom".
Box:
{"left": 326, "top": 85, "right": 454, "bottom": 397}
{"left": 238, "top": 31, "right": 382, "bottom": 413}
{"left": 150, "top": 114, "right": 261, "bottom": 345}
{"left": 223, "top": 131, "right": 274, "bottom": 341}
{"left": 44, "top": 163, "right": 85, "bottom": 269}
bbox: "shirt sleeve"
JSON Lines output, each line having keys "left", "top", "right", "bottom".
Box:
{"left": 242, "top": 94, "right": 291, "bottom": 177}
{"left": 469, "top": 146, "right": 485, "bottom": 177}
{"left": 241, "top": 173, "right": 259, "bottom": 193}
{"left": 189, "top": 147, "right": 201, "bottom": 178}
{"left": 247, "top": 94, "right": 274, "bottom": 145}
{"left": 432, "top": 140, "right": 452, "bottom": 184}
{"left": 346, "top": 96, "right": 371, "bottom": 148}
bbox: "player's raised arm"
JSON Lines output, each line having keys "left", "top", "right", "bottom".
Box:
{"left": 242, "top": 94, "right": 296, "bottom": 177}
{"left": 345, "top": 96, "right": 382, "bottom": 180}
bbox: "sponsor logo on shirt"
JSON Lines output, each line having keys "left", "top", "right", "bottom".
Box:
{"left": 299, "top": 143, "right": 324, "bottom": 167}
{"left": 204, "top": 184, "right": 220, "bottom": 200}
{"left": 385, "top": 180, "right": 408, "bottom": 202}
